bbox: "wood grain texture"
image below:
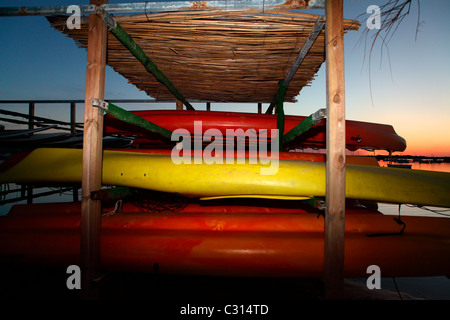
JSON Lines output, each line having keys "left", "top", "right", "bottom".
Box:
{"left": 324, "top": 0, "right": 346, "bottom": 300}
{"left": 176, "top": 99, "right": 183, "bottom": 110}
{"left": 81, "top": 0, "right": 108, "bottom": 298}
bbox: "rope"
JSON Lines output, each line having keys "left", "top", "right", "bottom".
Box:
{"left": 366, "top": 204, "right": 406, "bottom": 237}
{"left": 392, "top": 277, "right": 403, "bottom": 300}
{"left": 103, "top": 199, "right": 123, "bottom": 216}
{"left": 405, "top": 204, "right": 450, "bottom": 217}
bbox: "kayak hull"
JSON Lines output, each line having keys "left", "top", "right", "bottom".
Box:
{"left": 1, "top": 202, "right": 449, "bottom": 278}
{"left": 104, "top": 110, "right": 407, "bottom": 152}
{"left": 1, "top": 148, "right": 449, "bottom": 207}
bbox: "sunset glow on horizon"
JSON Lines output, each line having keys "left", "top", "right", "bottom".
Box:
{"left": 0, "top": 0, "right": 449, "bottom": 157}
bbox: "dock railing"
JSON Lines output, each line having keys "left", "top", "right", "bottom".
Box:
{"left": 0, "top": 99, "right": 266, "bottom": 207}
{"left": 0, "top": 99, "right": 166, "bottom": 206}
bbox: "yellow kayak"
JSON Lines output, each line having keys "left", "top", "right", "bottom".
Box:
{"left": 1, "top": 148, "right": 449, "bottom": 207}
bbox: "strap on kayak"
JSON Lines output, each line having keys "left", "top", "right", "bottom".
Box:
{"left": 92, "top": 99, "right": 173, "bottom": 141}
{"left": 366, "top": 204, "right": 406, "bottom": 237}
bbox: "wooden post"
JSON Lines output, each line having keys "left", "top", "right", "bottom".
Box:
{"left": 81, "top": 0, "right": 108, "bottom": 299}
{"left": 26, "top": 185, "right": 33, "bottom": 204}
{"left": 73, "top": 186, "right": 79, "bottom": 202}
{"left": 206, "top": 102, "right": 211, "bottom": 111}
{"left": 276, "top": 81, "right": 287, "bottom": 151}
{"left": 257, "top": 103, "right": 262, "bottom": 114}
{"left": 324, "top": 0, "right": 346, "bottom": 300}
{"left": 70, "top": 102, "right": 77, "bottom": 136}
{"left": 28, "top": 102, "right": 35, "bottom": 131}
{"left": 176, "top": 99, "right": 183, "bottom": 110}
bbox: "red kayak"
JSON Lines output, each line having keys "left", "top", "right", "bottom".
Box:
{"left": 1, "top": 202, "right": 449, "bottom": 278}
{"left": 104, "top": 110, "right": 407, "bottom": 152}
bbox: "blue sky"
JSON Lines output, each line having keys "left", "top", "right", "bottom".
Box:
{"left": 0, "top": 0, "right": 449, "bottom": 156}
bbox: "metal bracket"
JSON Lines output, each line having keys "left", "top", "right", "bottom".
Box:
{"left": 351, "top": 135, "right": 362, "bottom": 144}
{"left": 315, "top": 199, "right": 326, "bottom": 210}
{"left": 92, "top": 98, "right": 109, "bottom": 111}
{"left": 95, "top": 6, "right": 117, "bottom": 30}
{"left": 312, "top": 108, "right": 327, "bottom": 124}
{"left": 90, "top": 189, "right": 108, "bottom": 200}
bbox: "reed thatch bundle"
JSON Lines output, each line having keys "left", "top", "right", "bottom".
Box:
{"left": 48, "top": 9, "right": 359, "bottom": 103}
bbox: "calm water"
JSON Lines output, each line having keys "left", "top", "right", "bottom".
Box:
{"left": 377, "top": 161, "right": 450, "bottom": 218}
{"left": 352, "top": 161, "right": 450, "bottom": 299}
{"left": 380, "top": 160, "right": 450, "bottom": 173}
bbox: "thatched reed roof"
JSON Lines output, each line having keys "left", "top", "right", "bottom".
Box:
{"left": 48, "top": 10, "right": 359, "bottom": 103}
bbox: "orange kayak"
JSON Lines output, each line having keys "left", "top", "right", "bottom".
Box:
{"left": 1, "top": 202, "right": 448, "bottom": 278}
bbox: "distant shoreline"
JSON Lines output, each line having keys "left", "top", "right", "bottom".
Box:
{"left": 373, "top": 155, "right": 450, "bottom": 163}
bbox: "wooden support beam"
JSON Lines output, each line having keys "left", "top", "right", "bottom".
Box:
{"left": 276, "top": 80, "right": 288, "bottom": 151}
{"left": 81, "top": 0, "right": 108, "bottom": 299}
{"left": 284, "top": 17, "right": 325, "bottom": 86}
{"left": 70, "top": 102, "right": 77, "bottom": 136}
{"left": 283, "top": 109, "right": 326, "bottom": 145}
{"left": 206, "top": 102, "right": 211, "bottom": 111}
{"left": 324, "top": 0, "right": 346, "bottom": 300}
{"left": 73, "top": 187, "right": 79, "bottom": 202}
{"left": 93, "top": 99, "right": 172, "bottom": 140}
{"left": 26, "top": 185, "right": 33, "bottom": 204}
{"left": 28, "top": 102, "right": 35, "bottom": 131}
{"left": 257, "top": 103, "right": 262, "bottom": 114}
{"left": 266, "top": 75, "right": 282, "bottom": 114}
{"left": 176, "top": 99, "right": 183, "bottom": 110}
{"left": 265, "top": 17, "right": 324, "bottom": 115}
